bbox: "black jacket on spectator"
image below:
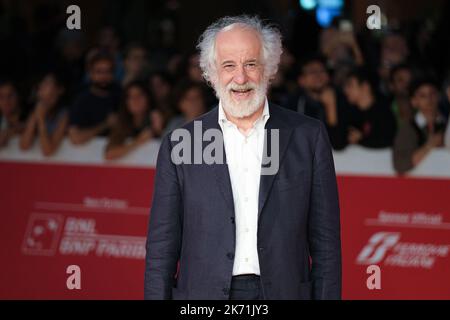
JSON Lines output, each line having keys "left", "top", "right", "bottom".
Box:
{"left": 69, "top": 84, "right": 121, "bottom": 136}
{"left": 348, "top": 97, "right": 397, "bottom": 148}
{"left": 283, "top": 88, "right": 350, "bottom": 150}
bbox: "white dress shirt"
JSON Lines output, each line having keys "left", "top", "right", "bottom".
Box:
{"left": 218, "top": 98, "right": 270, "bottom": 276}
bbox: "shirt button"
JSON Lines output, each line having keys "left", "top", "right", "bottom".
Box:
{"left": 245, "top": 258, "right": 249, "bottom": 262}
{"left": 244, "top": 168, "right": 248, "bottom": 173}
{"left": 226, "top": 252, "right": 234, "bottom": 260}
{"left": 244, "top": 197, "right": 248, "bottom": 202}
{"left": 245, "top": 228, "right": 249, "bottom": 233}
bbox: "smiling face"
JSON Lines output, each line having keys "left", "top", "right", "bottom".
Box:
{"left": 213, "top": 25, "right": 267, "bottom": 118}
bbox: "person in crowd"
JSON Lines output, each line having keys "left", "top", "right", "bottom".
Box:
{"left": 444, "top": 78, "right": 450, "bottom": 148}
{"left": 122, "top": 43, "right": 150, "bottom": 87}
{"left": 148, "top": 71, "right": 174, "bottom": 118}
{"left": 19, "top": 72, "right": 68, "bottom": 156}
{"left": 0, "top": 79, "right": 25, "bottom": 147}
{"left": 68, "top": 50, "right": 121, "bottom": 145}
{"left": 393, "top": 78, "right": 447, "bottom": 173}
{"left": 163, "top": 80, "right": 207, "bottom": 135}
{"left": 319, "top": 23, "right": 364, "bottom": 87}
{"left": 104, "top": 81, "right": 161, "bottom": 160}
{"left": 389, "top": 63, "right": 414, "bottom": 124}
{"left": 96, "top": 26, "right": 125, "bottom": 83}
{"left": 343, "top": 67, "right": 397, "bottom": 148}
{"left": 284, "top": 55, "right": 350, "bottom": 150}
{"left": 440, "top": 76, "right": 450, "bottom": 120}
{"left": 185, "top": 52, "right": 204, "bottom": 83}
{"left": 54, "top": 29, "right": 86, "bottom": 96}
{"left": 378, "top": 32, "right": 410, "bottom": 97}
{"left": 183, "top": 52, "right": 218, "bottom": 109}
{"left": 268, "top": 46, "right": 297, "bottom": 106}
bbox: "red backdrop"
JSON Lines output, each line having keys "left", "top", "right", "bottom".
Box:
{"left": 0, "top": 161, "right": 449, "bottom": 299}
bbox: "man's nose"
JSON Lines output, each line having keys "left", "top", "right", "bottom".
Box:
{"left": 233, "top": 65, "right": 248, "bottom": 85}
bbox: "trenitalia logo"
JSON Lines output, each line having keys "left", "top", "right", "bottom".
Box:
{"left": 357, "top": 232, "right": 400, "bottom": 264}
{"left": 357, "top": 232, "right": 450, "bottom": 269}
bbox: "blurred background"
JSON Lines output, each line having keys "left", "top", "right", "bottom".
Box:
{"left": 0, "top": 0, "right": 449, "bottom": 299}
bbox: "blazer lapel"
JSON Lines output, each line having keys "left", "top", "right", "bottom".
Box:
{"left": 203, "top": 107, "right": 235, "bottom": 214}
{"left": 258, "top": 104, "right": 293, "bottom": 217}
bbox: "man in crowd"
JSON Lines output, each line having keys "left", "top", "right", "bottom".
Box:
{"left": 284, "top": 55, "right": 350, "bottom": 150}
{"left": 343, "top": 68, "right": 397, "bottom": 148}
{"left": 68, "top": 50, "right": 121, "bottom": 145}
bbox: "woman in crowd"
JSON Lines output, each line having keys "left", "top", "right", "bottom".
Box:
{"left": 0, "top": 79, "right": 25, "bottom": 147}
{"left": 393, "top": 78, "right": 448, "bottom": 173}
{"left": 122, "top": 43, "right": 149, "bottom": 87}
{"left": 163, "top": 80, "right": 207, "bottom": 136}
{"left": 104, "top": 81, "right": 163, "bottom": 160}
{"left": 19, "top": 72, "right": 68, "bottom": 156}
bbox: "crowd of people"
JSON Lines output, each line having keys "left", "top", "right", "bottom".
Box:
{"left": 1, "top": 20, "right": 450, "bottom": 174}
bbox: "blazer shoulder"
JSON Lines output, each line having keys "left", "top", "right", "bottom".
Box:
{"left": 270, "top": 103, "right": 322, "bottom": 132}
{"left": 178, "top": 106, "right": 219, "bottom": 133}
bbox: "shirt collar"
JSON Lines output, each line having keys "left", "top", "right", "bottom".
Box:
{"left": 218, "top": 97, "right": 270, "bottom": 129}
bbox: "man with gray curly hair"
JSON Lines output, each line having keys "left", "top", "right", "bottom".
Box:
{"left": 197, "top": 15, "right": 282, "bottom": 119}
{"left": 145, "top": 15, "right": 341, "bottom": 300}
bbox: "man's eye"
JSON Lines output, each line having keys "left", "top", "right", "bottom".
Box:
{"left": 224, "top": 65, "right": 235, "bottom": 70}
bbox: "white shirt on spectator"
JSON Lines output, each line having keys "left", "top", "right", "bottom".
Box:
{"left": 218, "top": 98, "right": 270, "bottom": 276}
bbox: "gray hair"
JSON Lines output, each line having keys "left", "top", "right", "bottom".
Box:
{"left": 196, "top": 15, "right": 283, "bottom": 84}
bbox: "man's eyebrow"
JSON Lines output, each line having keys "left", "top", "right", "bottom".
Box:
{"left": 221, "top": 59, "right": 259, "bottom": 66}
{"left": 221, "top": 60, "right": 236, "bottom": 66}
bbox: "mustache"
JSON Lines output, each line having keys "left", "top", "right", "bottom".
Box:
{"left": 227, "top": 82, "right": 258, "bottom": 91}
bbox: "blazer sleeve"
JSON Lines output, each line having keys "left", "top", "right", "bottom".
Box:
{"left": 308, "top": 121, "right": 342, "bottom": 299}
{"left": 144, "top": 133, "right": 183, "bottom": 299}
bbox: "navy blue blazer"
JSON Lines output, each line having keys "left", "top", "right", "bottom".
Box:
{"left": 144, "top": 103, "right": 341, "bottom": 300}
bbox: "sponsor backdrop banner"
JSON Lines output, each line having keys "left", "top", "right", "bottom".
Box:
{"left": 0, "top": 161, "right": 449, "bottom": 299}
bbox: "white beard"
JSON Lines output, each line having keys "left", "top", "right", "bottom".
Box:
{"left": 215, "top": 80, "right": 268, "bottom": 118}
